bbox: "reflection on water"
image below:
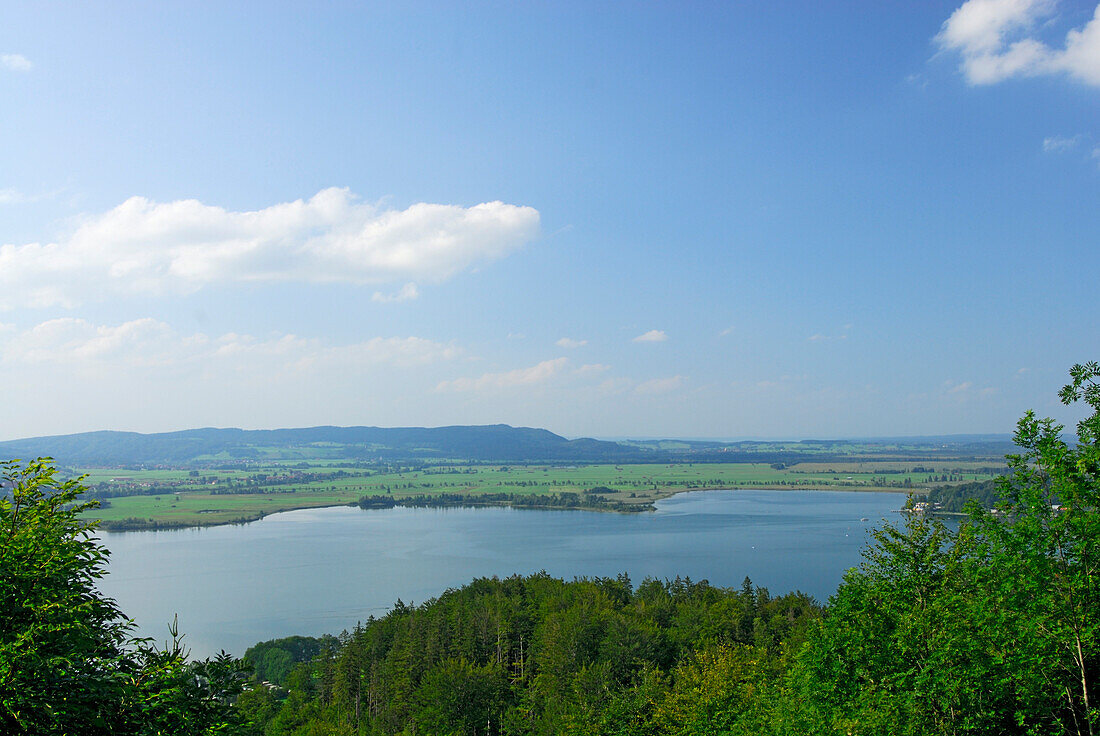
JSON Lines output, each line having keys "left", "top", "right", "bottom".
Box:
{"left": 99, "top": 489, "right": 903, "bottom": 657}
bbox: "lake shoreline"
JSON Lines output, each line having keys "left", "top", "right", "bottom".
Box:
{"left": 92, "top": 483, "right": 913, "bottom": 532}
{"left": 98, "top": 489, "right": 906, "bottom": 657}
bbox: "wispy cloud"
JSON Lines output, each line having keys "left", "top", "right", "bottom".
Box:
{"left": 0, "top": 317, "right": 461, "bottom": 370}
{"left": 750, "top": 373, "right": 810, "bottom": 391}
{"left": 372, "top": 282, "right": 420, "bottom": 303}
{"left": 941, "top": 379, "right": 998, "bottom": 401}
{"left": 906, "top": 72, "right": 930, "bottom": 88}
{"left": 0, "top": 186, "right": 65, "bottom": 206}
{"left": 575, "top": 363, "right": 610, "bottom": 376}
{"left": 1043, "top": 134, "right": 1083, "bottom": 152}
{"left": 1, "top": 54, "right": 32, "bottom": 72}
{"left": 0, "top": 188, "right": 29, "bottom": 204}
{"left": 555, "top": 337, "right": 587, "bottom": 349}
{"left": 937, "top": 0, "right": 1100, "bottom": 87}
{"left": 436, "top": 357, "right": 570, "bottom": 392}
{"left": 634, "top": 375, "right": 685, "bottom": 395}
{"left": 809, "top": 324, "right": 851, "bottom": 342}
{"left": 633, "top": 329, "right": 667, "bottom": 343}
{"left": 0, "top": 188, "right": 540, "bottom": 308}
{"left": 3, "top": 318, "right": 196, "bottom": 367}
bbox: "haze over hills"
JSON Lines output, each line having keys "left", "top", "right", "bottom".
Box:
{"left": 0, "top": 425, "right": 640, "bottom": 466}
{"left": 0, "top": 424, "right": 1016, "bottom": 467}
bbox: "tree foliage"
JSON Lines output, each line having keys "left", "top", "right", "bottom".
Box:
{"left": 794, "top": 362, "right": 1100, "bottom": 735}
{"left": 247, "top": 573, "right": 816, "bottom": 735}
{"left": 240, "top": 362, "right": 1100, "bottom": 735}
{"left": 6, "top": 363, "right": 1097, "bottom": 734}
{"left": 0, "top": 458, "right": 252, "bottom": 735}
{"left": 926, "top": 478, "right": 1002, "bottom": 512}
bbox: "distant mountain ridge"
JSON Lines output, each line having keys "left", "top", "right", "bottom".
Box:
{"left": 0, "top": 425, "right": 1018, "bottom": 467}
{"left": 0, "top": 424, "right": 647, "bottom": 466}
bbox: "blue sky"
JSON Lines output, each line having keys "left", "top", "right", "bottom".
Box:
{"left": 1, "top": 1, "right": 1097, "bottom": 441}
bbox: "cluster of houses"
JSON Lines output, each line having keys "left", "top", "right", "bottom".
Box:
{"left": 906, "top": 500, "right": 942, "bottom": 515}
{"left": 906, "top": 500, "right": 1066, "bottom": 517}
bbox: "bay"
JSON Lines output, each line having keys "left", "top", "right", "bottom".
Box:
{"left": 98, "top": 489, "right": 903, "bottom": 658}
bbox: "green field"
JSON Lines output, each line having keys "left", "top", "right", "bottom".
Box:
{"left": 76, "top": 459, "right": 1007, "bottom": 529}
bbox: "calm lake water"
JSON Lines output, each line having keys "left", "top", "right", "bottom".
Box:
{"left": 98, "top": 489, "right": 904, "bottom": 657}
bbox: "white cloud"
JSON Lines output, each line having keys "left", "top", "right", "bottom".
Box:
{"left": 1, "top": 54, "right": 32, "bottom": 72}
{"left": 0, "top": 188, "right": 540, "bottom": 308}
{"left": 719, "top": 326, "right": 735, "bottom": 337}
{"left": 596, "top": 377, "right": 634, "bottom": 395}
{"left": 436, "top": 357, "right": 570, "bottom": 392}
{"left": 4, "top": 317, "right": 194, "bottom": 366}
{"left": 0, "top": 187, "right": 65, "bottom": 206}
{"left": 635, "top": 375, "right": 686, "bottom": 395}
{"left": 217, "top": 333, "right": 459, "bottom": 369}
{"left": 938, "top": 0, "right": 1100, "bottom": 86}
{"left": 939, "top": 0, "right": 1052, "bottom": 55}
{"left": 748, "top": 374, "right": 810, "bottom": 392}
{"left": 0, "top": 188, "right": 28, "bottom": 204}
{"left": 574, "top": 363, "right": 610, "bottom": 375}
{"left": 0, "top": 317, "right": 459, "bottom": 370}
{"left": 555, "top": 337, "right": 587, "bottom": 349}
{"left": 1043, "top": 134, "right": 1083, "bottom": 151}
{"left": 940, "top": 379, "right": 1000, "bottom": 401}
{"left": 333, "top": 336, "right": 460, "bottom": 367}
{"left": 632, "top": 329, "right": 667, "bottom": 343}
{"left": 372, "top": 282, "right": 420, "bottom": 303}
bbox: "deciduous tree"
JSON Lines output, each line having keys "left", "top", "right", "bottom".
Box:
{"left": 0, "top": 458, "right": 251, "bottom": 735}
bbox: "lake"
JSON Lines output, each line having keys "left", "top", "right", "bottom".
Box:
{"left": 98, "top": 489, "right": 904, "bottom": 657}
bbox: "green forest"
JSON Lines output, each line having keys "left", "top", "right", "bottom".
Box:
{"left": 925, "top": 478, "right": 1003, "bottom": 512}
{"left": 2, "top": 362, "right": 1098, "bottom": 735}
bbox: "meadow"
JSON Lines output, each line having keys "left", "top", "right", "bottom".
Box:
{"left": 77, "top": 459, "right": 1006, "bottom": 529}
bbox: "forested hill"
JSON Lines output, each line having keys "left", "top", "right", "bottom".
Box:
{"left": 926, "top": 478, "right": 1003, "bottom": 512}
{"left": 0, "top": 425, "right": 648, "bottom": 466}
{"left": 236, "top": 573, "right": 823, "bottom": 735}
{"left": 0, "top": 424, "right": 1016, "bottom": 467}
